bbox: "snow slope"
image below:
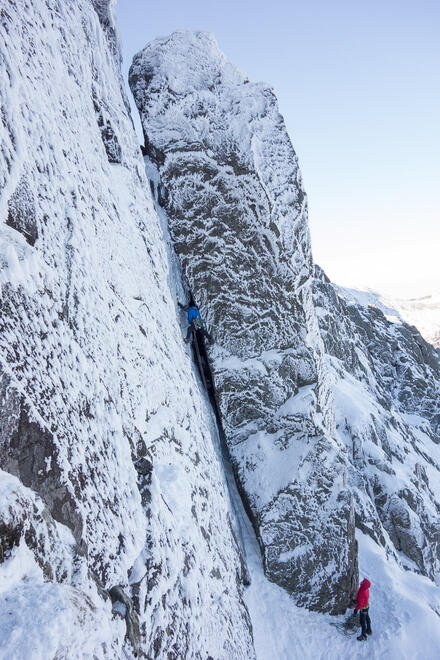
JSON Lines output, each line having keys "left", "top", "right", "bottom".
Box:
{"left": 392, "top": 293, "right": 440, "bottom": 348}
{"left": 244, "top": 524, "right": 440, "bottom": 660}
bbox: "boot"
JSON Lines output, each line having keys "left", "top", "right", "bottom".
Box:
{"left": 357, "top": 634, "right": 367, "bottom": 641}
{"left": 367, "top": 630, "right": 372, "bottom": 635}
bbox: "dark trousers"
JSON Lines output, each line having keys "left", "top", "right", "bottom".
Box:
{"left": 360, "top": 608, "right": 371, "bottom": 635}
{"left": 186, "top": 323, "right": 213, "bottom": 344}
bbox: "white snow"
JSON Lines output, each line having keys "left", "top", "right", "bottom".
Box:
{"left": 0, "top": 225, "right": 42, "bottom": 292}
{"left": 276, "top": 385, "right": 317, "bottom": 418}
{"left": 243, "top": 521, "right": 440, "bottom": 660}
{"left": 0, "top": 542, "right": 124, "bottom": 660}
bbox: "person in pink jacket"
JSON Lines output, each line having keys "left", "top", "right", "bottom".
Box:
{"left": 355, "top": 578, "right": 372, "bottom": 641}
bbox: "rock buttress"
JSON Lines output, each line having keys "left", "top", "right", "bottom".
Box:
{"left": 130, "top": 30, "right": 357, "bottom": 613}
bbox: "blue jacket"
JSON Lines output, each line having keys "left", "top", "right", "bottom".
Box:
{"left": 188, "top": 306, "right": 202, "bottom": 323}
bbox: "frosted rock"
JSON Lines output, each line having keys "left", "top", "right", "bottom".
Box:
{"left": 1, "top": 4, "right": 255, "bottom": 658}
{"left": 314, "top": 265, "right": 440, "bottom": 581}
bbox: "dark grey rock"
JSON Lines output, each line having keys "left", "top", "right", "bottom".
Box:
{"left": 109, "top": 585, "right": 140, "bottom": 656}
{"left": 6, "top": 171, "right": 38, "bottom": 246}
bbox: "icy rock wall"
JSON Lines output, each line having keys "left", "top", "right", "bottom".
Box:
{"left": 314, "top": 266, "right": 440, "bottom": 582}
{"left": 0, "top": 3, "right": 255, "bottom": 658}
{"left": 130, "top": 30, "right": 357, "bottom": 613}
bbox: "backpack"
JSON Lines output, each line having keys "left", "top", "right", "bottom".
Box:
{"left": 192, "top": 316, "right": 204, "bottom": 329}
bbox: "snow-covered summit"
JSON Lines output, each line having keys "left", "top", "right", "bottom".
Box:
{"left": 132, "top": 30, "right": 246, "bottom": 94}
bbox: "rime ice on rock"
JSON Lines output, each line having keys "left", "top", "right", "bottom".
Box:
{"left": 2, "top": 4, "right": 439, "bottom": 656}
{"left": 0, "top": 5, "right": 255, "bottom": 658}
{"left": 130, "top": 30, "right": 357, "bottom": 613}
{"left": 314, "top": 266, "right": 440, "bottom": 581}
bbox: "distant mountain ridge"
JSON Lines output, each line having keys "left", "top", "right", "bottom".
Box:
{"left": 336, "top": 285, "right": 440, "bottom": 349}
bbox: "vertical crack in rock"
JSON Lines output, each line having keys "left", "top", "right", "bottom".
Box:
{"left": 130, "top": 30, "right": 357, "bottom": 613}
{"left": 189, "top": 313, "right": 252, "bottom": 585}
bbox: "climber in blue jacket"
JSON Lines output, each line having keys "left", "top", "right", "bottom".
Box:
{"left": 178, "top": 297, "right": 214, "bottom": 345}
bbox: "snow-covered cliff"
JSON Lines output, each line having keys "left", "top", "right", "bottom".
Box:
{"left": 130, "top": 30, "right": 357, "bottom": 614}
{"left": 2, "top": 3, "right": 440, "bottom": 658}
{"left": 130, "top": 27, "right": 440, "bottom": 647}
{"left": 0, "top": 3, "right": 254, "bottom": 658}
{"left": 314, "top": 267, "right": 440, "bottom": 580}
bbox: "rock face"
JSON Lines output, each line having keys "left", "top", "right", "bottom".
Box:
{"left": 314, "top": 266, "right": 440, "bottom": 580}
{"left": 130, "top": 30, "right": 357, "bottom": 613}
{"left": 1, "top": 4, "right": 255, "bottom": 658}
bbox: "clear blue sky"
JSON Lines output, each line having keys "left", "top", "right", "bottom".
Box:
{"left": 115, "top": 0, "right": 439, "bottom": 298}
